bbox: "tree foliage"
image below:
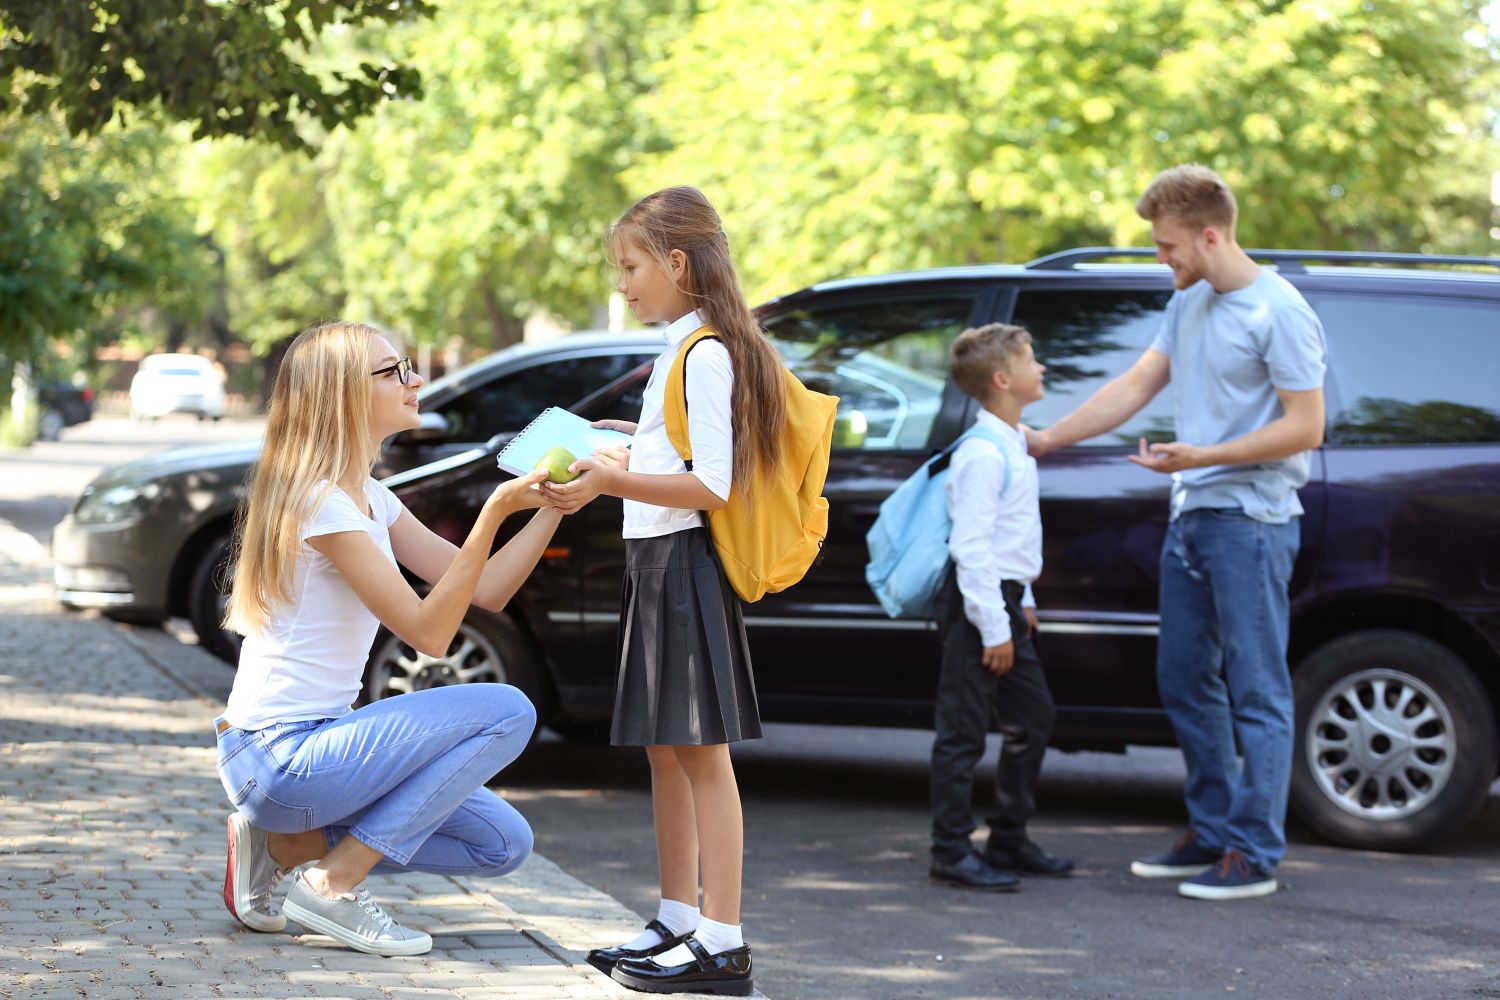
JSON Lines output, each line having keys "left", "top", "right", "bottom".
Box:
{"left": 0, "top": 115, "right": 216, "bottom": 395}
{"left": 0, "top": 0, "right": 431, "bottom": 151}
{"left": 635, "top": 0, "right": 1499, "bottom": 301}
{"left": 325, "top": 0, "right": 692, "bottom": 347}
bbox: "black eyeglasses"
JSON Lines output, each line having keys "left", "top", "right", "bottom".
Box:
{"left": 370, "top": 357, "right": 415, "bottom": 384}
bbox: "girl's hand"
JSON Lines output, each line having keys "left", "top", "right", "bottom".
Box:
{"left": 591, "top": 445, "right": 631, "bottom": 471}
{"left": 486, "top": 469, "right": 551, "bottom": 515}
{"left": 539, "top": 458, "right": 611, "bottom": 514}
{"left": 592, "top": 419, "right": 638, "bottom": 436}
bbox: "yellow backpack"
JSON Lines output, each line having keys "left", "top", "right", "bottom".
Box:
{"left": 663, "top": 327, "right": 838, "bottom": 603}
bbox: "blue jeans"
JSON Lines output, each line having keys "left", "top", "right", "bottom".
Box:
{"left": 215, "top": 684, "right": 536, "bottom": 877}
{"left": 1157, "top": 509, "right": 1299, "bottom": 873}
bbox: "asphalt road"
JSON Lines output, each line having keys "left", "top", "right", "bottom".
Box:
{"left": 8, "top": 416, "right": 1500, "bottom": 1000}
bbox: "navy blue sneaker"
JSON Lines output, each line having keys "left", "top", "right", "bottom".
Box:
{"left": 1178, "top": 849, "right": 1277, "bottom": 901}
{"left": 1129, "top": 828, "right": 1222, "bottom": 878}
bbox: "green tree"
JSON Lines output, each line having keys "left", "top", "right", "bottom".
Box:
{"left": 184, "top": 137, "right": 346, "bottom": 355}
{"left": 636, "top": 0, "right": 1499, "bottom": 302}
{"left": 326, "top": 0, "right": 693, "bottom": 349}
{"left": 0, "top": 0, "right": 431, "bottom": 152}
{"left": 0, "top": 114, "right": 217, "bottom": 399}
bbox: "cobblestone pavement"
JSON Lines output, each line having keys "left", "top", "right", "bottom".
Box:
{"left": 0, "top": 522, "right": 756, "bottom": 999}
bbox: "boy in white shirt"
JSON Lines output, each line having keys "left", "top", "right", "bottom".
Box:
{"left": 929, "top": 323, "right": 1075, "bottom": 891}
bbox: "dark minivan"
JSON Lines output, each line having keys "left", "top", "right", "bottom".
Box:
{"left": 381, "top": 248, "right": 1500, "bottom": 853}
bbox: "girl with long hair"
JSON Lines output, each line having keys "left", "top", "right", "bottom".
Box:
{"left": 542, "top": 186, "right": 784, "bottom": 996}
{"left": 215, "top": 320, "right": 556, "bottom": 957}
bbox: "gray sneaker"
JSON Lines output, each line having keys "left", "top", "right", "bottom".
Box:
{"left": 223, "top": 813, "right": 290, "bottom": 932}
{"left": 282, "top": 870, "right": 433, "bottom": 957}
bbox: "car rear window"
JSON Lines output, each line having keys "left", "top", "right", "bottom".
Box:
{"left": 1310, "top": 293, "right": 1500, "bottom": 445}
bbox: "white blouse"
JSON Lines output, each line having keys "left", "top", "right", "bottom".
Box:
{"left": 622, "top": 310, "right": 736, "bottom": 539}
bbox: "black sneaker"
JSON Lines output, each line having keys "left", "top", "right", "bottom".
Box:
{"left": 929, "top": 851, "right": 1020, "bottom": 892}
{"left": 1130, "top": 828, "right": 1222, "bottom": 878}
{"left": 1178, "top": 849, "right": 1278, "bottom": 901}
{"left": 985, "top": 841, "right": 1075, "bottom": 877}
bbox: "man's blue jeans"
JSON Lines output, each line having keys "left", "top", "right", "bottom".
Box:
{"left": 1157, "top": 508, "right": 1299, "bottom": 873}
{"left": 215, "top": 684, "right": 535, "bottom": 877}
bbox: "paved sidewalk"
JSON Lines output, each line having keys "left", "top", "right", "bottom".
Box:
{"left": 0, "top": 521, "right": 757, "bottom": 999}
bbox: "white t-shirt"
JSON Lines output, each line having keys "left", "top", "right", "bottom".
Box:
{"left": 223, "top": 478, "right": 403, "bottom": 730}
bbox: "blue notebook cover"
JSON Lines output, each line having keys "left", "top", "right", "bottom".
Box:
{"left": 495, "top": 406, "right": 632, "bottom": 477}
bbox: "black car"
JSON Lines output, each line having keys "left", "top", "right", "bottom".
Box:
{"left": 37, "top": 378, "right": 95, "bottom": 441}
{"left": 57, "top": 248, "right": 1500, "bottom": 852}
{"left": 389, "top": 248, "right": 1500, "bottom": 852}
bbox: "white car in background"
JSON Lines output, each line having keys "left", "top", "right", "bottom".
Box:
{"left": 129, "top": 354, "right": 226, "bottom": 421}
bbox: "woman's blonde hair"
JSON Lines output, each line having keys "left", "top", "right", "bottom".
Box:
{"left": 610, "top": 186, "right": 786, "bottom": 497}
{"left": 224, "top": 321, "right": 381, "bottom": 635}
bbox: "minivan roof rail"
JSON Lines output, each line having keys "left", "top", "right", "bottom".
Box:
{"left": 1026, "top": 247, "right": 1500, "bottom": 275}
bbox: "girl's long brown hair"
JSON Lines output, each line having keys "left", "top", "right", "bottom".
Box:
{"left": 611, "top": 186, "right": 786, "bottom": 498}
{"left": 224, "top": 321, "right": 381, "bottom": 635}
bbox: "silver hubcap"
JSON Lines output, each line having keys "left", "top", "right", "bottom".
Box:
{"left": 368, "top": 623, "right": 505, "bottom": 700}
{"left": 1308, "top": 668, "right": 1456, "bottom": 821}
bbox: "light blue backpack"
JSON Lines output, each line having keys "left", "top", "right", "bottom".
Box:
{"left": 864, "top": 424, "right": 1010, "bottom": 620}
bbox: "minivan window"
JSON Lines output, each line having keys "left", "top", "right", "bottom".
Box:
{"left": 764, "top": 295, "right": 978, "bottom": 450}
{"left": 1310, "top": 294, "right": 1500, "bottom": 445}
{"left": 1010, "top": 289, "right": 1176, "bottom": 446}
{"left": 438, "top": 352, "right": 656, "bottom": 442}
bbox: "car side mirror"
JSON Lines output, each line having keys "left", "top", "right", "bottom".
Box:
{"left": 389, "top": 411, "right": 450, "bottom": 446}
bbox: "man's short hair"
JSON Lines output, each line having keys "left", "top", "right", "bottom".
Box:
{"left": 950, "top": 323, "right": 1031, "bottom": 401}
{"left": 1136, "top": 164, "right": 1237, "bottom": 231}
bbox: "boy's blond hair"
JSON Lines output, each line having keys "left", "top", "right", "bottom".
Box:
{"left": 949, "top": 323, "right": 1031, "bottom": 401}
{"left": 1136, "top": 163, "right": 1237, "bottom": 232}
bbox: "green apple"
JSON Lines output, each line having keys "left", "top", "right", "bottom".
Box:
{"left": 536, "top": 445, "right": 580, "bottom": 484}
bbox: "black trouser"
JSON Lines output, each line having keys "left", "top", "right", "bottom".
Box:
{"left": 930, "top": 573, "right": 1056, "bottom": 861}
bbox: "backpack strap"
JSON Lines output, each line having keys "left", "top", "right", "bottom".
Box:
{"left": 663, "top": 327, "right": 720, "bottom": 472}
{"left": 929, "top": 423, "right": 1013, "bottom": 497}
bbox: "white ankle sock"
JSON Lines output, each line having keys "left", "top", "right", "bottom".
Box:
{"left": 652, "top": 916, "right": 743, "bottom": 966}
{"left": 656, "top": 898, "right": 700, "bottom": 937}
{"left": 620, "top": 898, "right": 699, "bottom": 951}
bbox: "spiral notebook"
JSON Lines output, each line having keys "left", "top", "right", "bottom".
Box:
{"left": 495, "top": 406, "right": 632, "bottom": 477}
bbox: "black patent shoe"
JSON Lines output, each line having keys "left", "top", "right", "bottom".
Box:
{"left": 985, "top": 840, "right": 1076, "bottom": 877}
{"left": 929, "top": 851, "right": 1020, "bottom": 891}
{"left": 611, "top": 937, "right": 753, "bottom": 996}
{"left": 586, "top": 919, "right": 690, "bottom": 975}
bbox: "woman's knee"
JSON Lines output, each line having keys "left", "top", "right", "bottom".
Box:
{"left": 474, "top": 684, "right": 537, "bottom": 741}
{"left": 476, "top": 816, "right": 533, "bottom": 878}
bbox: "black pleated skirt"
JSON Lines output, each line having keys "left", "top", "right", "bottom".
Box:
{"left": 611, "top": 527, "right": 762, "bottom": 746}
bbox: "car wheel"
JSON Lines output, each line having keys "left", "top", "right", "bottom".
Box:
{"left": 189, "top": 535, "right": 243, "bottom": 666}
{"left": 38, "top": 407, "right": 65, "bottom": 441}
{"left": 361, "top": 608, "right": 555, "bottom": 723}
{"left": 1290, "top": 629, "right": 1498, "bottom": 851}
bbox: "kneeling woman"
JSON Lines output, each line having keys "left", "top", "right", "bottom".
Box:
{"left": 215, "top": 321, "right": 556, "bottom": 957}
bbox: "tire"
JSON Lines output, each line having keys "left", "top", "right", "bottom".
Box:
{"left": 361, "top": 608, "right": 555, "bottom": 725}
{"left": 188, "top": 535, "right": 243, "bottom": 665}
{"left": 38, "top": 407, "right": 65, "bottom": 441}
{"left": 1290, "top": 629, "right": 1498, "bottom": 851}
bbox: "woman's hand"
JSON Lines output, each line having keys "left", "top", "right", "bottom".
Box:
{"left": 485, "top": 468, "right": 551, "bottom": 516}
{"left": 592, "top": 419, "right": 638, "bottom": 436}
{"left": 539, "top": 457, "right": 612, "bottom": 514}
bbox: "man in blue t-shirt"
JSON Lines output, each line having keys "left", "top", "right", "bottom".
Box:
{"left": 1027, "top": 164, "right": 1327, "bottom": 901}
